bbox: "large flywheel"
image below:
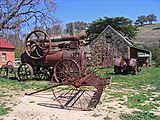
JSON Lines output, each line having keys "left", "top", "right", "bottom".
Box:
{"left": 24, "top": 30, "right": 51, "bottom": 59}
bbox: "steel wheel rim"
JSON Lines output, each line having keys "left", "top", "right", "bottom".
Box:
{"left": 53, "top": 59, "right": 81, "bottom": 83}
{"left": 24, "top": 30, "right": 51, "bottom": 60}
{"left": 50, "top": 84, "right": 100, "bottom": 111}
{"left": 17, "top": 63, "right": 33, "bottom": 81}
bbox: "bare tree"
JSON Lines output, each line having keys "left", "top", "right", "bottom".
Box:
{"left": 0, "top": 0, "right": 57, "bottom": 32}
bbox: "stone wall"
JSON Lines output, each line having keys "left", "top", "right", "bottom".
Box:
{"left": 90, "top": 25, "right": 130, "bottom": 66}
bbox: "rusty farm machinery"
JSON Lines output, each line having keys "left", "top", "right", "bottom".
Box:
{"left": 17, "top": 30, "right": 111, "bottom": 110}
{"left": 0, "top": 60, "right": 16, "bottom": 79}
{"left": 114, "top": 57, "right": 141, "bottom": 75}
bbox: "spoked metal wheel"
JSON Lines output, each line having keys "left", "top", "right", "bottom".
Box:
{"left": 17, "top": 63, "right": 33, "bottom": 81}
{"left": 34, "top": 67, "right": 51, "bottom": 80}
{"left": 0, "top": 61, "right": 14, "bottom": 77}
{"left": 6, "top": 60, "right": 14, "bottom": 73}
{"left": 53, "top": 59, "right": 81, "bottom": 83}
{"left": 24, "top": 30, "right": 51, "bottom": 59}
{"left": 50, "top": 84, "right": 101, "bottom": 111}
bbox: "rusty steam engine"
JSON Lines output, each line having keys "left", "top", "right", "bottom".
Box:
{"left": 18, "top": 30, "right": 87, "bottom": 82}
{"left": 17, "top": 30, "right": 110, "bottom": 110}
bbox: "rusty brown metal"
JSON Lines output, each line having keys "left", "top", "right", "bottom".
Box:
{"left": 114, "top": 57, "right": 140, "bottom": 75}
{"left": 18, "top": 29, "right": 108, "bottom": 111}
{"left": 0, "top": 60, "right": 15, "bottom": 79}
{"left": 50, "top": 34, "right": 86, "bottom": 42}
{"left": 50, "top": 74, "right": 106, "bottom": 110}
{"left": 17, "top": 63, "right": 33, "bottom": 81}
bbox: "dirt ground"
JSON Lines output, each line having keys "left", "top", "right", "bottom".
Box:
{"left": 0, "top": 88, "right": 137, "bottom": 120}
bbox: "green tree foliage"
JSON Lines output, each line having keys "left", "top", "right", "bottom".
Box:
{"left": 147, "top": 14, "right": 157, "bottom": 24}
{"left": 65, "top": 21, "right": 89, "bottom": 34}
{"left": 152, "top": 48, "right": 160, "bottom": 67}
{"left": 86, "top": 16, "right": 138, "bottom": 41}
{"left": 46, "top": 25, "right": 62, "bottom": 36}
{"left": 135, "top": 15, "right": 148, "bottom": 26}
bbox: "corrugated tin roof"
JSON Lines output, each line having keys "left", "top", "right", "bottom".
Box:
{"left": 0, "top": 38, "right": 15, "bottom": 49}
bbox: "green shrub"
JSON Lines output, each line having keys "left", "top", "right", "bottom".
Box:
{"left": 152, "top": 49, "right": 160, "bottom": 67}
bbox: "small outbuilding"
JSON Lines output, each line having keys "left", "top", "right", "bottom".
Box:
{"left": 0, "top": 38, "right": 15, "bottom": 66}
{"left": 89, "top": 25, "right": 151, "bottom": 67}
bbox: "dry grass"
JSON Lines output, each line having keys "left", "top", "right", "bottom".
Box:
{"left": 133, "top": 24, "right": 160, "bottom": 49}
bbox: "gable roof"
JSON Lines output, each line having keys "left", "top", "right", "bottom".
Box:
{"left": 95, "top": 25, "right": 133, "bottom": 47}
{"left": 90, "top": 25, "right": 150, "bottom": 53}
{"left": 0, "top": 38, "right": 15, "bottom": 49}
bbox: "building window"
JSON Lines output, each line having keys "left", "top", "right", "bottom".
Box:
{"left": 2, "top": 53, "right": 6, "bottom": 62}
{"left": 105, "top": 35, "right": 112, "bottom": 43}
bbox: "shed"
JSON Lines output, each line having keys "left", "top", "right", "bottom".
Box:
{"left": 0, "top": 38, "right": 15, "bottom": 66}
{"left": 90, "top": 25, "right": 151, "bottom": 67}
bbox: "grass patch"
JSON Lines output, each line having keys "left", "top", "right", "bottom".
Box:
{"left": 120, "top": 111, "right": 160, "bottom": 120}
{"left": 153, "top": 96, "right": 160, "bottom": 101}
{"left": 107, "top": 106, "right": 116, "bottom": 112}
{"left": 89, "top": 66, "right": 111, "bottom": 78}
{"left": 0, "top": 78, "right": 50, "bottom": 91}
{"left": 138, "top": 102, "right": 159, "bottom": 112}
{"left": 126, "top": 93, "right": 147, "bottom": 108}
{"left": 98, "top": 67, "right": 160, "bottom": 112}
{"left": 112, "top": 67, "right": 160, "bottom": 91}
{"left": 107, "top": 91, "right": 127, "bottom": 98}
{"left": 91, "top": 113, "right": 102, "bottom": 117}
{"left": 0, "top": 93, "right": 9, "bottom": 98}
{"left": 103, "top": 116, "right": 112, "bottom": 120}
{"left": 0, "top": 78, "right": 51, "bottom": 116}
{"left": 0, "top": 103, "right": 12, "bottom": 116}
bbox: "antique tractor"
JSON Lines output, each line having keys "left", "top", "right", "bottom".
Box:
{"left": 114, "top": 57, "right": 140, "bottom": 75}
{"left": 18, "top": 30, "right": 110, "bottom": 110}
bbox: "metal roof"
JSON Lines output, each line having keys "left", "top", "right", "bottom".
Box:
{"left": 0, "top": 38, "right": 15, "bottom": 49}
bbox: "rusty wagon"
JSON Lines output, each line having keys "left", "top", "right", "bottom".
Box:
{"left": 17, "top": 30, "right": 110, "bottom": 110}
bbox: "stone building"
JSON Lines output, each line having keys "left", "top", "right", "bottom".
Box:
{"left": 89, "top": 25, "right": 151, "bottom": 67}
{"left": 0, "top": 39, "right": 15, "bottom": 66}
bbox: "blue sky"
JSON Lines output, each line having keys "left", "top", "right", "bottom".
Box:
{"left": 54, "top": 0, "right": 160, "bottom": 25}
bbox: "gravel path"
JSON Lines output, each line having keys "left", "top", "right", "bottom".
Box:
{"left": 2, "top": 88, "right": 155, "bottom": 120}
{"left": 2, "top": 91, "right": 108, "bottom": 120}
